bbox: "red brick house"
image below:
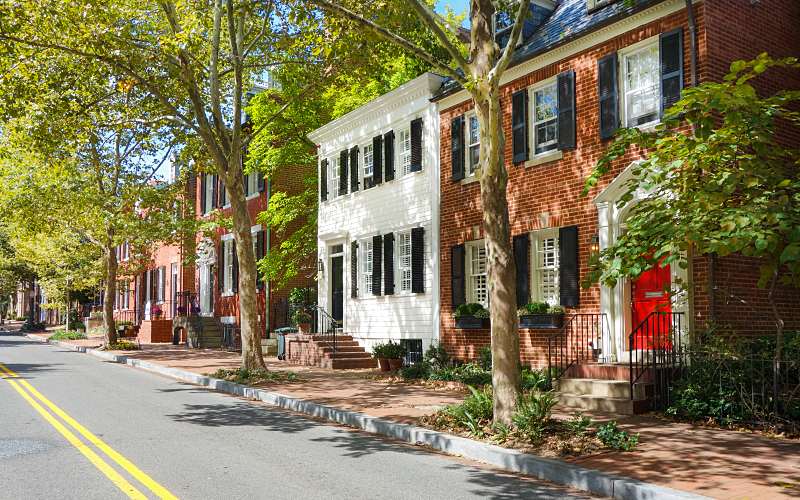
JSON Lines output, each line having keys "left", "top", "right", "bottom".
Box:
{"left": 433, "top": 0, "right": 800, "bottom": 389}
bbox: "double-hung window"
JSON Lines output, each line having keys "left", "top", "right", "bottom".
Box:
{"left": 363, "top": 143, "right": 374, "bottom": 180}
{"left": 204, "top": 175, "right": 215, "bottom": 214}
{"left": 244, "top": 171, "right": 259, "bottom": 198}
{"left": 397, "top": 231, "right": 412, "bottom": 293}
{"left": 532, "top": 82, "right": 558, "bottom": 154}
{"left": 622, "top": 43, "right": 660, "bottom": 127}
{"left": 329, "top": 156, "right": 340, "bottom": 200}
{"left": 399, "top": 128, "right": 412, "bottom": 176}
{"left": 531, "top": 229, "right": 560, "bottom": 305}
{"left": 362, "top": 239, "right": 373, "bottom": 296}
{"left": 466, "top": 240, "right": 488, "bottom": 308}
{"left": 468, "top": 114, "right": 480, "bottom": 175}
{"left": 223, "top": 238, "right": 234, "bottom": 294}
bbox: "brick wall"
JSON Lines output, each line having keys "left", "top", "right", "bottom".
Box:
{"left": 438, "top": 1, "right": 800, "bottom": 365}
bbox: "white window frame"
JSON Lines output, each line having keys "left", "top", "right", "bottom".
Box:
{"left": 467, "top": 113, "right": 480, "bottom": 176}
{"left": 530, "top": 228, "right": 560, "bottom": 306}
{"left": 328, "top": 156, "right": 340, "bottom": 200}
{"left": 466, "top": 240, "right": 488, "bottom": 308}
{"left": 620, "top": 38, "right": 661, "bottom": 129}
{"left": 204, "top": 175, "right": 215, "bottom": 214}
{"left": 362, "top": 143, "right": 374, "bottom": 180}
{"left": 245, "top": 170, "right": 260, "bottom": 199}
{"left": 529, "top": 79, "right": 558, "bottom": 156}
{"left": 398, "top": 128, "right": 412, "bottom": 177}
{"left": 396, "top": 231, "right": 413, "bottom": 294}
{"left": 222, "top": 235, "right": 235, "bottom": 295}
{"left": 361, "top": 239, "right": 373, "bottom": 297}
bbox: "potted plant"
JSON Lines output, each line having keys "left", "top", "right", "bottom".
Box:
{"left": 588, "top": 340, "right": 602, "bottom": 360}
{"left": 291, "top": 309, "right": 312, "bottom": 334}
{"left": 454, "top": 303, "right": 489, "bottom": 329}
{"left": 151, "top": 305, "right": 163, "bottom": 319}
{"left": 372, "top": 341, "right": 407, "bottom": 371}
{"left": 518, "top": 302, "right": 566, "bottom": 329}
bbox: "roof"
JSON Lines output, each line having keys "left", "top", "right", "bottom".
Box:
{"left": 433, "top": 0, "right": 668, "bottom": 100}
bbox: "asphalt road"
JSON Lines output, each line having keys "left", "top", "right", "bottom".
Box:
{"left": 0, "top": 332, "right": 590, "bottom": 499}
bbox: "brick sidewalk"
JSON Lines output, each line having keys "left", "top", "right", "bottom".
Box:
{"left": 27, "top": 333, "right": 800, "bottom": 499}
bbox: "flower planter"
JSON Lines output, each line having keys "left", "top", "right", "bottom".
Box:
{"left": 455, "top": 315, "right": 486, "bottom": 329}
{"left": 388, "top": 358, "right": 403, "bottom": 371}
{"left": 377, "top": 358, "right": 391, "bottom": 371}
{"left": 519, "top": 313, "right": 565, "bottom": 329}
{"left": 297, "top": 322, "right": 311, "bottom": 334}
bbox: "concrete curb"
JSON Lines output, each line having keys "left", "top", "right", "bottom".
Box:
{"left": 28, "top": 335, "right": 708, "bottom": 500}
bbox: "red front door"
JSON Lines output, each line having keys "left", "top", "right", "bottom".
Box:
{"left": 631, "top": 259, "right": 672, "bottom": 350}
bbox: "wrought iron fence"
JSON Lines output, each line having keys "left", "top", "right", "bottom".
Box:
{"left": 547, "top": 313, "right": 609, "bottom": 386}
{"left": 629, "top": 311, "right": 686, "bottom": 409}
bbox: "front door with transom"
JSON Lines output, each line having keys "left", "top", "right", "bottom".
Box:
{"left": 630, "top": 259, "right": 672, "bottom": 349}
{"left": 330, "top": 256, "right": 344, "bottom": 322}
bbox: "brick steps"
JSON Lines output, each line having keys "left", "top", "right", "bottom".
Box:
{"left": 285, "top": 333, "right": 375, "bottom": 369}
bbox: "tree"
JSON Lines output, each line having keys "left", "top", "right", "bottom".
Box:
{"left": 0, "top": 1, "right": 305, "bottom": 367}
{"left": 307, "top": 0, "right": 531, "bottom": 423}
{"left": 584, "top": 54, "right": 800, "bottom": 361}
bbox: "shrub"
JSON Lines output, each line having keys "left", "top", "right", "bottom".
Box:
{"left": 209, "top": 367, "right": 298, "bottom": 385}
{"left": 512, "top": 390, "right": 558, "bottom": 441}
{"left": 88, "top": 311, "right": 104, "bottom": 320}
{"left": 290, "top": 309, "right": 311, "bottom": 325}
{"left": 518, "top": 301, "right": 549, "bottom": 315}
{"left": 597, "top": 421, "right": 639, "bottom": 451}
{"left": 454, "top": 303, "right": 487, "bottom": 318}
{"left": 521, "top": 368, "right": 548, "bottom": 391}
{"left": 446, "top": 385, "right": 494, "bottom": 432}
{"left": 478, "top": 345, "right": 492, "bottom": 371}
{"left": 400, "top": 361, "right": 431, "bottom": 380}
{"left": 565, "top": 412, "right": 593, "bottom": 437}
{"left": 288, "top": 287, "right": 314, "bottom": 307}
{"left": 424, "top": 344, "right": 451, "bottom": 370}
{"left": 107, "top": 340, "right": 138, "bottom": 350}
{"left": 372, "top": 341, "right": 406, "bottom": 359}
{"left": 49, "top": 330, "right": 87, "bottom": 341}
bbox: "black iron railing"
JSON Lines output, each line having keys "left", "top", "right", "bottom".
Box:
{"left": 176, "top": 292, "right": 200, "bottom": 318}
{"left": 629, "top": 311, "right": 685, "bottom": 409}
{"left": 547, "top": 313, "right": 608, "bottom": 387}
{"left": 309, "top": 304, "right": 339, "bottom": 359}
{"left": 222, "top": 324, "right": 241, "bottom": 351}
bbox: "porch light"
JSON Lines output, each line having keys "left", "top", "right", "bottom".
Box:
{"left": 590, "top": 234, "right": 600, "bottom": 254}
{"left": 317, "top": 259, "right": 324, "bottom": 273}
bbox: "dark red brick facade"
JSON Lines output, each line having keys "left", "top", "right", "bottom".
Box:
{"left": 437, "top": 0, "right": 800, "bottom": 366}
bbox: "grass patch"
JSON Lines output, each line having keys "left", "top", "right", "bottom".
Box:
{"left": 208, "top": 368, "right": 299, "bottom": 385}
{"left": 49, "top": 330, "right": 87, "bottom": 341}
{"left": 107, "top": 340, "right": 138, "bottom": 350}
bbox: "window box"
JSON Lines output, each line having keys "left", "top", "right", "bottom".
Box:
{"left": 519, "top": 313, "right": 564, "bottom": 329}
{"left": 455, "top": 315, "right": 488, "bottom": 329}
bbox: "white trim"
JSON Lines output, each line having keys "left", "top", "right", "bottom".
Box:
{"left": 528, "top": 77, "right": 559, "bottom": 157}
{"left": 437, "top": 0, "right": 691, "bottom": 111}
{"left": 220, "top": 233, "right": 235, "bottom": 241}
{"left": 619, "top": 35, "right": 661, "bottom": 129}
{"left": 524, "top": 150, "right": 562, "bottom": 167}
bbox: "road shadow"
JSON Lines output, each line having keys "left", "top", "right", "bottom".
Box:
{"left": 0, "top": 362, "right": 62, "bottom": 377}
{"left": 166, "top": 400, "right": 320, "bottom": 435}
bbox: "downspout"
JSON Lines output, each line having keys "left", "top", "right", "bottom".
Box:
{"left": 264, "top": 178, "right": 271, "bottom": 339}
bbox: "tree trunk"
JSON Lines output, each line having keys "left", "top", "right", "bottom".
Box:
{"left": 103, "top": 239, "right": 118, "bottom": 345}
{"left": 224, "top": 167, "right": 266, "bottom": 370}
{"left": 475, "top": 87, "right": 521, "bottom": 425}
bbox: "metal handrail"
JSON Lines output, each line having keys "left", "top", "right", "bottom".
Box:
{"left": 307, "top": 304, "right": 339, "bottom": 359}
{"left": 547, "top": 313, "right": 608, "bottom": 387}
{"left": 628, "top": 311, "right": 685, "bottom": 409}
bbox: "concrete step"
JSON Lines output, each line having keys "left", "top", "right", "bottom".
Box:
{"left": 556, "top": 378, "right": 648, "bottom": 400}
{"left": 321, "top": 357, "right": 377, "bottom": 370}
{"left": 556, "top": 392, "right": 636, "bottom": 415}
{"left": 322, "top": 351, "right": 372, "bottom": 360}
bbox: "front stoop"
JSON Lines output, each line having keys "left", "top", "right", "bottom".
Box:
{"left": 285, "top": 334, "right": 376, "bottom": 369}
{"left": 555, "top": 366, "right": 652, "bottom": 415}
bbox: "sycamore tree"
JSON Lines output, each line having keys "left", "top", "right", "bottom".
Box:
{"left": 584, "top": 54, "right": 800, "bottom": 361}
{"left": 0, "top": 1, "right": 310, "bottom": 368}
{"left": 306, "top": 0, "right": 531, "bottom": 423}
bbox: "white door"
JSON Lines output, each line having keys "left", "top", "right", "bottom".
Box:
{"left": 199, "top": 264, "right": 213, "bottom": 316}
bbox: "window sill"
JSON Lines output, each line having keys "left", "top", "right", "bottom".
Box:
{"left": 628, "top": 120, "right": 660, "bottom": 133}
{"left": 245, "top": 193, "right": 260, "bottom": 201}
{"left": 524, "top": 150, "right": 563, "bottom": 168}
{"left": 460, "top": 174, "right": 480, "bottom": 186}
{"left": 221, "top": 292, "right": 235, "bottom": 298}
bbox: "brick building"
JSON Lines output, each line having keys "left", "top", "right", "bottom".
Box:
{"left": 433, "top": 0, "right": 800, "bottom": 369}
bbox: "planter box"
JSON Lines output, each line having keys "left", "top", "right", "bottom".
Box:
{"left": 455, "top": 315, "right": 488, "bottom": 329}
{"left": 519, "top": 313, "right": 564, "bottom": 329}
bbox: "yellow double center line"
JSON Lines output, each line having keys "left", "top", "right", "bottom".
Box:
{"left": 0, "top": 361, "right": 177, "bottom": 499}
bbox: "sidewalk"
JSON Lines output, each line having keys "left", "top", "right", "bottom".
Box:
{"left": 27, "top": 333, "right": 800, "bottom": 499}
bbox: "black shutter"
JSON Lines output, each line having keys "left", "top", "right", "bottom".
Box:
{"left": 320, "top": 159, "right": 328, "bottom": 202}
{"left": 660, "top": 28, "right": 684, "bottom": 116}
{"left": 383, "top": 232, "right": 395, "bottom": 295}
{"left": 372, "top": 135, "right": 383, "bottom": 186}
{"left": 384, "top": 131, "right": 395, "bottom": 182}
{"left": 372, "top": 235, "right": 382, "bottom": 296}
{"left": 350, "top": 146, "right": 359, "bottom": 192}
{"left": 258, "top": 171, "right": 265, "bottom": 192}
{"left": 513, "top": 234, "right": 530, "bottom": 307}
{"left": 200, "top": 174, "right": 207, "bottom": 214}
{"left": 557, "top": 70, "right": 576, "bottom": 150}
{"left": 598, "top": 53, "right": 619, "bottom": 140}
{"left": 451, "top": 244, "right": 466, "bottom": 306}
{"left": 511, "top": 90, "right": 528, "bottom": 163}
{"left": 451, "top": 115, "right": 465, "bottom": 181}
{"left": 350, "top": 241, "right": 358, "bottom": 299}
{"left": 159, "top": 266, "right": 166, "bottom": 302}
{"left": 410, "top": 118, "right": 423, "bottom": 172}
{"left": 559, "top": 225, "right": 579, "bottom": 308}
{"left": 411, "top": 227, "right": 425, "bottom": 293}
{"left": 339, "top": 150, "right": 348, "bottom": 195}
{"left": 218, "top": 242, "right": 225, "bottom": 293}
{"left": 211, "top": 174, "right": 219, "bottom": 208}
{"left": 232, "top": 241, "right": 239, "bottom": 293}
